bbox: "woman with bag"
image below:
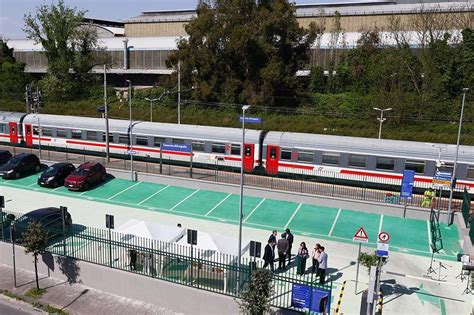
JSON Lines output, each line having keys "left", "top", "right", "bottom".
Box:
{"left": 297, "top": 242, "right": 309, "bottom": 275}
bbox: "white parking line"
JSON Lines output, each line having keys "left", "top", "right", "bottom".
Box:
{"left": 243, "top": 198, "right": 266, "bottom": 223}
{"left": 107, "top": 181, "right": 142, "bottom": 200}
{"left": 28, "top": 182, "right": 37, "bottom": 187}
{"left": 284, "top": 203, "right": 302, "bottom": 229}
{"left": 328, "top": 208, "right": 342, "bottom": 236}
{"left": 170, "top": 190, "right": 200, "bottom": 211}
{"left": 427, "top": 221, "right": 433, "bottom": 253}
{"left": 137, "top": 185, "right": 170, "bottom": 205}
{"left": 205, "top": 193, "right": 232, "bottom": 216}
{"left": 378, "top": 215, "right": 384, "bottom": 234}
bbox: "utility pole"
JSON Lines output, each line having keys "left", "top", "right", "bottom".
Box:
{"left": 373, "top": 107, "right": 392, "bottom": 139}
{"left": 178, "top": 60, "right": 181, "bottom": 124}
{"left": 104, "top": 65, "right": 110, "bottom": 162}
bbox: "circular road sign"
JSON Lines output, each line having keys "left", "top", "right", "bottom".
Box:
{"left": 378, "top": 231, "right": 390, "bottom": 243}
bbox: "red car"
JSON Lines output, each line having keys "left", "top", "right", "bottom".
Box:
{"left": 64, "top": 162, "right": 106, "bottom": 191}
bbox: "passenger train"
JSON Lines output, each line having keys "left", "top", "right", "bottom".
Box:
{"left": 1, "top": 111, "right": 473, "bottom": 191}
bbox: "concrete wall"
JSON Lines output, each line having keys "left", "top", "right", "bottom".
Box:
{"left": 0, "top": 242, "right": 240, "bottom": 314}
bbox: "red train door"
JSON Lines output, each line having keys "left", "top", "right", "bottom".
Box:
{"left": 24, "top": 124, "right": 33, "bottom": 147}
{"left": 8, "top": 122, "right": 18, "bottom": 144}
{"left": 266, "top": 145, "right": 280, "bottom": 175}
{"left": 243, "top": 144, "right": 254, "bottom": 172}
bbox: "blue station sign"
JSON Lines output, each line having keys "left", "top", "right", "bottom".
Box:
{"left": 400, "top": 169, "right": 415, "bottom": 199}
{"left": 239, "top": 116, "right": 262, "bottom": 124}
{"left": 161, "top": 143, "right": 192, "bottom": 153}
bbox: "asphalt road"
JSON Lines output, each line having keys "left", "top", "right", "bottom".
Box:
{"left": 0, "top": 295, "right": 43, "bottom": 315}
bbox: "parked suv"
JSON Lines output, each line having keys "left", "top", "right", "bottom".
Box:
{"left": 0, "top": 153, "right": 41, "bottom": 179}
{"left": 14, "top": 207, "right": 72, "bottom": 242}
{"left": 64, "top": 162, "right": 106, "bottom": 191}
{"left": 0, "top": 150, "right": 12, "bottom": 165}
{"left": 38, "top": 163, "right": 76, "bottom": 188}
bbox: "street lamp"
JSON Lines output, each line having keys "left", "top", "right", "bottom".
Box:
{"left": 373, "top": 107, "right": 392, "bottom": 139}
{"left": 145, "top": 97, "right": 159, "bottom": 122}
{"left": 125, "top": 80, "right": 134, "bottom": 181}
{"left": 32, "top": 115, "right": 42, "bottom": 158}
{"left": 238, "top": 104, "right": 250, "bottom": 292}
{"left": 447, "top": 87, "right": 469, "bottom": 224}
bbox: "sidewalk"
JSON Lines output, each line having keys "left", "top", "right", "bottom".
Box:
{"left": 0, "top": 264, "right": 180, "bottom": 315}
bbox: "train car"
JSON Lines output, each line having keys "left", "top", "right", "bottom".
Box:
{"left": 0, "top": 112, "right": 27, "bottom": 145}
{"left": 21, "top": 113, "right": 262, "bottom": 171}
{"left": 262, "top": 131, "right": 474, "bottom": 190}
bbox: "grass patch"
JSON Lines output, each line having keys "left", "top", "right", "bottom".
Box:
{"left": 1, "top": 289, "right": 68, "bottom": 315}
{"left": 25, "top": 287, "right": 47, "bottom": 298}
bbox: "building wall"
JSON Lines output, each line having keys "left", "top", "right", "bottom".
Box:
{"left": 125, "top": 22, "right": 188, "bottom": 37}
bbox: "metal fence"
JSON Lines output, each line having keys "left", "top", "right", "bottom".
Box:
{"left": 1, "top": 144, "right": 464, "bottom": 211}
{"left": 0, "top": 209, "right": 332, "bottom": 313}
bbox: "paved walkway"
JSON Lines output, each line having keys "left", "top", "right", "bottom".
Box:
{"left": 0, "top": 264, "right": 179, "bottom": 315}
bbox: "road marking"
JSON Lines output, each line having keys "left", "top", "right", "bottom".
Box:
{"left": 378, "top": 215, "right": 384, "bottom": 234}
{"left": 28, "top": 182, "right": 37, "bottom": 187}
{"left": 328, "top": 208, "right": 341, "bottom": 237}
{"left": 107, "top": 181, "right": 142, "bottom": 200}
{"left": 284, "top": 203, "right": 302, "bottom": 229}
{"left": 243, "top": 198, "right": 266, "bottom": 223}
{"left": 137, "top": 185, "right": 169, "bottom": 205}
{"left": 53, "top": 186, "right": 63, "bottom": 191}
{"left": 427, "top": 221, "right": 433, "bottom": 253}
{"left": 383, "top": 270, "right": 457, "bottom": 286}
{"left": 205, "top": 193, "right": 232, "bottom": 216}
{"left": 170, "top": 190, "right": 200, "bottom": 211}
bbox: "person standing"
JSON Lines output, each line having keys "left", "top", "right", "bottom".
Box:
{"left": 263, "top": 239, "right": 275, "bottom": 272}
{"left": 277, "top": 234, "right": 289, "bottom": 270}
{"left": 284, "top": 228, "right": 294, "bottom": 265}
{"left": 129, "top": 249, "right": 137, "bottom": 271}
{"left": 297, "top": 242, "right": 309, "bottom": 275}
{"left": 311, "top": 243, "right": 321, "bottom": 273}
{"left": 317, "top": 246, "right": 328, "bottom": 284}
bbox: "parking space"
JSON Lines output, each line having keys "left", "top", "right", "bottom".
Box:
{"left": 0, "top": 173, "right": 463, "bottom": 261}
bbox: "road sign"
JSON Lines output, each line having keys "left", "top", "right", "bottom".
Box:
{"left": 433, "top": 170, "right": 452, "bottom": 188}
{"left": 162, "top": 143, "right": 192, "bottom": 153}
{"left": 378, "top": 231, "right": 390, "bottom": 243}
{"left": 400, "top": 169, "right": 415, "bottom": 199}
{"left": 127, "top": 150, "right": 137, "bottom": 155}
{"left": 353, "top": 227, "right": 369, "bottom": 243}
{"left": 239, "top": 116, "right": 262, "bottom": 124}
{"left": 376, "top": 243, "right": 389, "bottom": 257}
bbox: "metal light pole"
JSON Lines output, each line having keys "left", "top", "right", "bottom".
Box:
{"left": 145, "top": 97, "right": 159, "bottom": 122}
{"left": 238, "top": 105, "right": 250, "bottom": 293}
{"left": 126, "top": 80, "right": 134, "bottom": 181}
{"left": 373, "top": 107, "right": 392, "bottom": 139}
{"left": 447, "top": 88, "right": 469, "bottom": 224}
{"left": 178, "top": 60, "right": 181, "bottom": 124}
{"left": 104, "top": 65, "right": 110, "bottom": 162}
{"left": 33, "top": 116, "right": 42, "bottom": 159}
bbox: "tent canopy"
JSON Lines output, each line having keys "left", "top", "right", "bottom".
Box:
{"left": 176, "top": 230, "right": 249, "bottom": 257}
{"left": 116, "top": 219, "right": 185, "bottom": 243}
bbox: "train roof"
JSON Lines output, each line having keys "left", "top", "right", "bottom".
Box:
{"left": 22, "top": 114, "right": 262, "bottom": 144}
{"left": 0, "top": 112, "right": 26, "bottom": 123}
{"left": 265, "top": 131, "right": 474, "bottom": 164}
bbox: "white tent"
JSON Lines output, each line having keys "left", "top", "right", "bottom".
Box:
{"left": 116, "top": 219, "right": 185, "bottom": 243}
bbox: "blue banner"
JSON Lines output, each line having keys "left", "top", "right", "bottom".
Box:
{"left": 400, "top": 169, "right": 415, "bottom": 199}
{"left": 291, "top": 284, "right": 331, "bottom": 313}
{"left": 239, "top": 116, "right": 262, "bottom": 124}
{"left": 434, "top": 170, "right": 452, "bottom": 181}
{"left": 161, "top": 143, "right": 192, "bottom": 153}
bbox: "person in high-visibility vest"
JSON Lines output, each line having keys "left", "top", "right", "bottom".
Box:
{"left": 421, "top": 188, "right": 434, "bottom": 208}
{"left": 429, "top": 188, "right": 436, "bottom": 208}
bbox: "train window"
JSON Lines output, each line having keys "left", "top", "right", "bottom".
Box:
{"left": 192, "top": 141, "right": 205, "bottom": 152}
{"left": 173, "top": 138, "right": 185, "bottom": 145}
{"left": 71, "top": 130, "right": 82, "bottom": 139}
{"left": 349, "top": 154, "right": 367, "bottom": 168}
{"left": 438, "top": 163, "right": 454, "bottom": 174}
{"left": 57, "top": 129, "right": 68, "bottom": 138}
{"left": 118, "top": 134, "right": 129, "bottom": 144}
{"left": 467, "top": 166, "right": 474, "bottom": 179}
{"left": 33, "top": 127, "right": 39, "bottom": 135}
{"left": 297, "top": 151, "right": 314, "bottom": 163}
{"left": 154, "top": 137, "right": 165, "bottom": 147}
{"left": 0, "top": 124, "right": 7, "bottom": 133}
{"left": 86, "top": 131, "right": 97, "bottom": 141}
{"left": 102, "top": 132, "right": 114, "bottom": 143}
{"left": 322, "top": 152, "right": 339, "bottom": 165}
{"left": 376, "top": 157, "right": 395, "bottom": 171}
{"left": 245, "top": 146, "right": 252, "bottom": 156}
{"left": 212, "top": 143, "right": 226, "bottom": 154}
{"left": 231, "top": 144, "right": 241, "bottom": 155}
{"left": 136, "top": 136, "right": 148, "bottom": 146}
{"left": 405, "top": 159, "right": 425, "bottom": 174}
{"left": 281, "top": 149, "right": 292, "bottom": 160}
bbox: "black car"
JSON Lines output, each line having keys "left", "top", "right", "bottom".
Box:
{"left": 0, "top": 151, "right": 12, "bottom": 165}
{"left": 14, "top": 207, "right": 72, "bottom": 242}
{"left": 38, "top": 163, "right": 75, "bottom": 188}
{"left": 0, "top": 153, "right": 41, "bottom": 179}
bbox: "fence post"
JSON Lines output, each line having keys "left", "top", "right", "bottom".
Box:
{"left": 159, "top": 150, "right": 163, "bottom": 174}
{"left": 190, "top": 154, "right": 193, "bottom": 178}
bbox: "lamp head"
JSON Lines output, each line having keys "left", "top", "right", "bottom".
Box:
{"left": 242, "top": 105, "right": 251, "bottom": 111}
{"left": 373, "top": 107, "right": 380, "bottom": 111}
{"left": 463, "top": 87, "right": 469, "bottom": 93}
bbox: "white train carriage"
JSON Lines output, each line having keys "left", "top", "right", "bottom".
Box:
{"left": 262, "top": 131, "right": 474, "bottom": 190}
{"left": 0, "top": 112, "right": 27, "bottom": 145}
{"left": 21, "top": 114, "right": 262, "bottom": 171}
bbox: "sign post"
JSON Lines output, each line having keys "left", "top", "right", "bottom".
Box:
{"left": 400, "top": 170, "right": 415, "bottom": 218}
{"left": 353, "top": 226, "right": 369, "bottom": 294}
{"left": 106, "top": 214, "right": 114, "bottom": 267}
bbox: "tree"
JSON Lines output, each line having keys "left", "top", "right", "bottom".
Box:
{"left": 0, "top": 39, "right": 30, "bottom": 101}
{"left": 170, "top": 0, "right": 316, "bottom": 106}
{"left": 238, "top": 268, "right": 274, "bottom": 314}
{"left": 22, "top": 222, "right": 49, "bottom": 289}
{"left": 23, "top": 0, "right": 105, "bottom": 100}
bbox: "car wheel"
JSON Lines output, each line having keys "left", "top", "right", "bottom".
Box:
{"left": 14, "top": 172, "right": 20, "bottom": 179}
{"left": 83, "top": 183, "right": 90, "bottom": 191}
{"left": 101, "top": 173, "right": 106, "bottom": 181}
{"left": 35, "top": 165, "right": 40, "bottom": 172}
{"left": 52, "top": 181, "right": 58, "bottom": 188}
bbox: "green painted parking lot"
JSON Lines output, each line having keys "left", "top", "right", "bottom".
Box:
{"left": 0, "top": 173, "right": 462, "bottom": 261}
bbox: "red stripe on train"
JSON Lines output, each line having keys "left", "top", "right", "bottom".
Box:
{"left": 278, "top": 162, "right": 314, "bottom": 170}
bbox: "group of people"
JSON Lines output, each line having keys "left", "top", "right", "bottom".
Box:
{"left": 262, "top": 228, "right": 328, "bottom": 284}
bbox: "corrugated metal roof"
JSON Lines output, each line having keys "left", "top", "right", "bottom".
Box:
{"left": 264, "top": 131, "right": 474, "bottom": 164}
{"left": 22, "top": 114, "right": 262, "bottom": 144}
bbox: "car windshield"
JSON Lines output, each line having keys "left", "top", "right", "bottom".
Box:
{"left": 45, "top": 166, "right": 57, "bottom": 173}
{"left": 6, "top": 157, "right": 20, "bottom": 165}
{"left": 72, "top": 168, "right": 89, "bottom": 176}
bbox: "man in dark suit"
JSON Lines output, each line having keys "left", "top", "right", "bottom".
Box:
{"left": 277, "top": 234, "right": 289, "bottom": 270}
{"left": 263, "top": 239, "right": 275, "bottom": 272}
{"left": 284, "top": 228, "right": 294, "bottom": 265}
